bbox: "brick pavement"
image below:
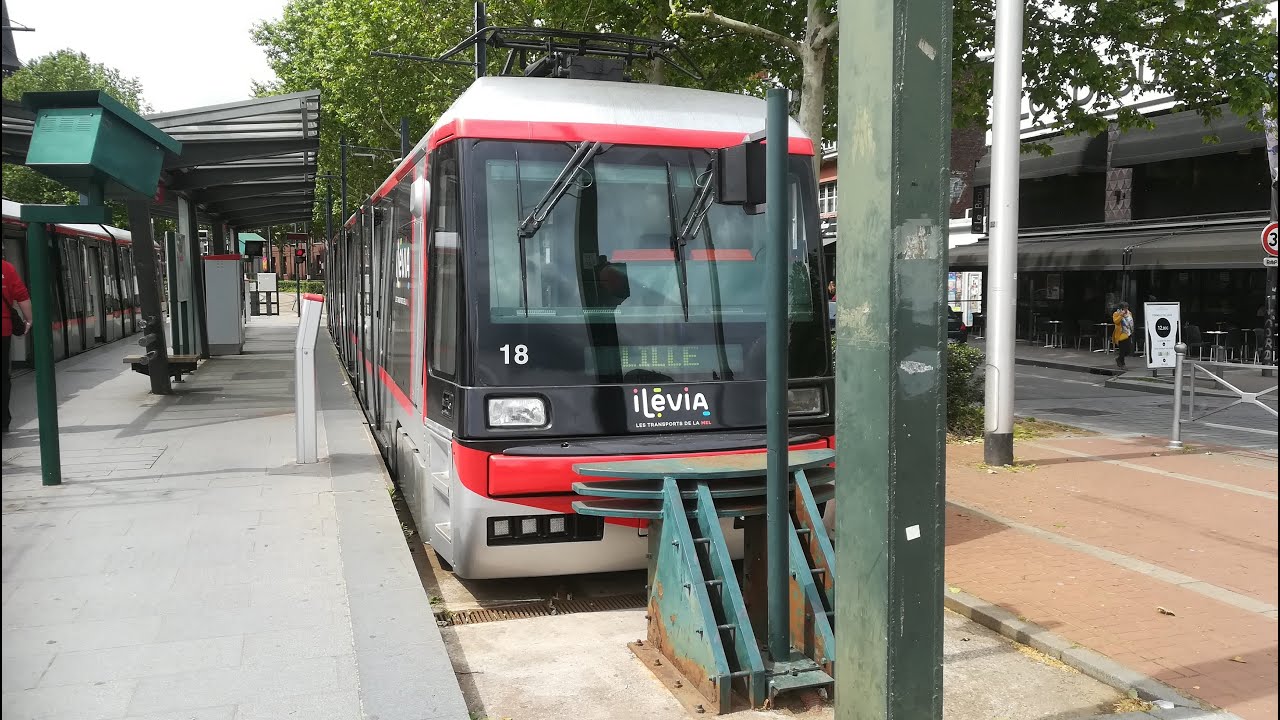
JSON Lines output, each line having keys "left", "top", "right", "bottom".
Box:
{"left": 946, "top": 434, "right": 1279, "bottom": 719}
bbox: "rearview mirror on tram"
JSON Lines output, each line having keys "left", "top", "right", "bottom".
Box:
{"left": 410, "top": 176, "right": 430, "bottom": 221}
{"left": 714, "top": 141, "right": 766, "bottom": 214}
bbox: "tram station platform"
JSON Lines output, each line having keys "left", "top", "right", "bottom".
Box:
{"left": 1, "top": 314, "right": 469, "bottom": 720}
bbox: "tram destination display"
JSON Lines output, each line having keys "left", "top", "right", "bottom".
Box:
{"left": 589, "top": 344, "right": 743, "bottom": 377}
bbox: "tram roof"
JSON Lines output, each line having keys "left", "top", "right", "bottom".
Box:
{"left": 3, "top": 198, "right": 133, "bottom": 244}
{"left": 429, "top": 76, "right": 813, "bottom": 147}
{"left": 345, "top": 77, "right": 817, "bottom": 226}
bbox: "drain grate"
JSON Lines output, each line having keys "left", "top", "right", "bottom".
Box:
{"left": 436, "top": 593, "right": 647, "bottom": 626}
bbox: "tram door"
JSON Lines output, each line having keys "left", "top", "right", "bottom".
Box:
{"left": 369, "top": 211, "right": 389, "bottom": 440}
{"left": 84, "top": 244, "right": 106, "bottom": 345}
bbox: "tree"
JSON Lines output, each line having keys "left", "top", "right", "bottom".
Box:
{"left": 2, "top": 49, "right": 150, "bottom": 227}
{"left": 252, "top": 0, "right": 771, "bottom": 234}
{"left": 252, "top": 0, "right": 479, "bottom": 233}
{"left": 673, "top": 0, "right": 1278, "bottom": 150}
{"left": 671, "top": 1, "right": 835, "bottom": 155}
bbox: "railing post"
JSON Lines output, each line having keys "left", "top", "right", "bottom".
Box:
{"left": 1168, "top": 342, "right": 1186, "bottom": 449}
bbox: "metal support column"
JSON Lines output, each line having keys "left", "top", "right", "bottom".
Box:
{"left": 325, "top": 178, "right": 334, "bottom": 332}
{"left": 982, "top": 0, "right": 1024, "bottom": 465}
{"left": 764, "top": 89, "right": 791, "bottom": 663}
{"left": 22, "top": 220, "right": 61, "bottom": 485}
{"left": 125, "top": 195, "right": 172, "bottom": 395}
{"left": 211, "top": 220, "right": 227, "bottom": 256}
{"left": 835, "top": 0, "right": 951, "bottom": 714}
{"left": 164, "top": 231, "right": 185, "bottom": 355}
{"left": 340, "top": 137, "right": 348, "bottom": 225}
{"left": 182, "top": 198, "right": 209, "bottom": 358}
{"left": 475, "top": 2, "right": 487, "bottom": 78}
{"left": 1265, "top": 180, "right": 1277, "bottom": 373}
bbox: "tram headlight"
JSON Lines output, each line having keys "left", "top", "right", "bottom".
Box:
{"left": 487, "top": 397, "right": 548, "bottom": 428}
{"left": 787, "top": 388, "right": 823, "bottom": 416}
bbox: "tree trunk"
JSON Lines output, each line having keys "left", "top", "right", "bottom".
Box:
{"left": 647, "top": 57, "right": 665, "bottom": 85}
{"left": 797, "top": 44, "right": 828, "bottom": 182}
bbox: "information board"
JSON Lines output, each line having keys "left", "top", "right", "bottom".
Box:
{"left": 1144, "top": 302, "right": 1180, "bottom": 369}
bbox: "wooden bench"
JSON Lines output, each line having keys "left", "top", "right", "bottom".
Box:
{"left": 123, "top": 354, "right": 200, "bottom": 381}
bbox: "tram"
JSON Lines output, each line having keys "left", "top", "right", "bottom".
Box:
{"left": 328, "top": 69, "right": 833, "bottom": 579}
{"left": 2, "top": 199, "right": 146, "bottom": 366}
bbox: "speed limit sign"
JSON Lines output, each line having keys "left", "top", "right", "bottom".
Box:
{"left": 1264, "top": 221, "right": 1279, "bottom": 258}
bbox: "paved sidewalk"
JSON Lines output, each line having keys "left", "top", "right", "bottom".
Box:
{"left": 946, "top": 433, "right": 1278, "bottom": 719}
{"left": 2, "top": 316, "right": 468, "bottom": 719}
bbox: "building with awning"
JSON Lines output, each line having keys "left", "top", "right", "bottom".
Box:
{"left": 953, "top": 103, "right": 1271, "bottom": 341}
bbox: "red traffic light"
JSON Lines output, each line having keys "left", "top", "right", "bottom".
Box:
{"left": 294, "top": 248, "right": 306, "bottom": 258}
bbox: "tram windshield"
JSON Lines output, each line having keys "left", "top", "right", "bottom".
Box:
{"left": 463, "top": 140, "right": 827, "bottom": 386}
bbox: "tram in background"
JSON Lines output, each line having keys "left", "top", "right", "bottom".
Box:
{"left": 327, "top": 59, "right": 832, "bottom": 579}
{"left": 2, "top": 199, "right": 146, "bottom": 367}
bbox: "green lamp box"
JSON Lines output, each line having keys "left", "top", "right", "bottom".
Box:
{"left": 22, "top": 90, "right": 182, "bottom": 197}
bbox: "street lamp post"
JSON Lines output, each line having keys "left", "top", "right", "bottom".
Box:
{"left": 983, "top": 0, "right": 1025, "bottom": 466}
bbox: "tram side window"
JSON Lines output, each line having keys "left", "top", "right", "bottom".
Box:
{"left": 429, "top": 145, "right": 460, "bottom": 377}
{"left": 384, "top": 185, "right": 414, "bottom": 392}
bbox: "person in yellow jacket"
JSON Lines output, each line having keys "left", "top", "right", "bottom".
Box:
{"left": 1112, "top": 302, "right": 1135, "bottom": 369}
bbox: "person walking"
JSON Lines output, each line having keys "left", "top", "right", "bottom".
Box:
{"left": 2, "top": 256, "right": 33, "bottom": 433}
{"left": 1112, "top": 301, "right": 1135, "bottom": 370}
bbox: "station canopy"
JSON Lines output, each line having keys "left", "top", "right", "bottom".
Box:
{"left": 3, "top": 90, "right": 321, "bottom": 229}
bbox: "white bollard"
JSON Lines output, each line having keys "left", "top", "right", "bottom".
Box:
{"left": 295, "top": 293, "right": 324, "bottom": 464}
{"left": 1168, "top": 342, "right": 1187, "bottom": 449}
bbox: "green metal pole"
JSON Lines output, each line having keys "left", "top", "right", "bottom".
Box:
{"left": 834, "top": 0, "right": 951, "bottom": 714}
{"left": 24, "top": 222, "right": 61, "bottom": 486}
{"left": 764, "top": 87, "right": 791, "bottom": 662}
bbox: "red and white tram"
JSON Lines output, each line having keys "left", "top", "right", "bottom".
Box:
{"left": 328, "top": 76, "right": 833, "bottom": 579}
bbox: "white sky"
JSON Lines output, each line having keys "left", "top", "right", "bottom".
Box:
{"left": 6, "top": 0, "right": 289, "bottom": 113}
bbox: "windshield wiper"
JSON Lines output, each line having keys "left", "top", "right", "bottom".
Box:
{"left": 513, "top": 148, "right": 530, "bottom": 315}
{"left": 676, "top": 162, "right": 716, "bottom": 248}
{"left": 664, "top": 160, "right": 716, "bottom": 322}
{"left": 664, "top": 163, "right": 691, "bottom": 321}
{"left": 514, "top": 141, "right": 603, "bottom": 316}
{"left": 519, "top": 141, "right": 604, "bottom": 240}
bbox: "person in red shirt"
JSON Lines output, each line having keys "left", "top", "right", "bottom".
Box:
{"left": 3, "top": 256, "right": 33, "bottom": 433}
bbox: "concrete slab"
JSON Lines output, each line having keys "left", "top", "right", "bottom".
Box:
{"left": 441, "top": 608, "right": 1125, "bottom": 720}
{"left": 2, "top": 316, "right": 468, "bottom": 720}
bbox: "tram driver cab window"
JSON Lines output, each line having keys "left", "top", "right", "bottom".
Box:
{"left": 428, "top": 146, "right": 461, "bottom": 377}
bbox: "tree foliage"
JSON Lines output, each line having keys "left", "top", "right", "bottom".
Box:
{"left": 1, "top": 50, "right": 149, "bottom": 227}
{"left": 679, "top": 0, "right": 1276, "bottom": 148}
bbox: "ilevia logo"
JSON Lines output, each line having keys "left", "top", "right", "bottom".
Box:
{"left": 630, "top": 386, "right": 714, "bottom": 429}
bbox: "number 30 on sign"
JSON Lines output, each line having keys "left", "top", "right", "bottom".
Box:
{"left": 1263, "top": 221, "right": 1278, "bottom": 267}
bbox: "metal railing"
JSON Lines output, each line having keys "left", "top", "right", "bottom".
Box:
{"left": 1169, "top": 342, "right": 1278, "bottom": 448}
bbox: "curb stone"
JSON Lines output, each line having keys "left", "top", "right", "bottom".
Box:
{"left": 1013, "top": 355, "right": 1125, "bottom": 377}
{"left": 943, "top": 588, "right": 1246, "bottom": 720}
